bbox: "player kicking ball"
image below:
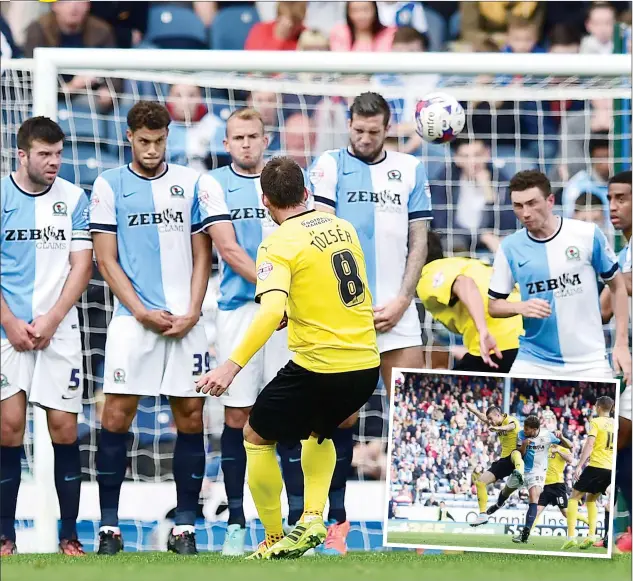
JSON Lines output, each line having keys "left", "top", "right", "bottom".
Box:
{"left": 1, "top": 117, "right": 93, "bottom": 556}
{"left": 196, "top": 157, "right": 380, "bottom": 559}
{"left": 90, "top": 101, "right": 216, "bottom": 555}
{"left": 463, "top": 404, "right": 525, "bottom": 527}
{"left": 563, "top": 396, "right": 615, "bottom": 550}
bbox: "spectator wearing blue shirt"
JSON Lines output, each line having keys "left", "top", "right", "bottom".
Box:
{"left": 562, "top": 132, "right": 611, "bottom": 221}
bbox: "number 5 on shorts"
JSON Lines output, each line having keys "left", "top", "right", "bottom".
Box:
{"left": 68, "top": 368, "right": 81, "bottom": 391}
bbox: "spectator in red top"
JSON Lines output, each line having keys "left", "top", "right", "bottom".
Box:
{"left": 330, "top": 1, "right": 396, "bottom": 51}
{"left": 244, "top": 1, "right": 306, "bottom": 51}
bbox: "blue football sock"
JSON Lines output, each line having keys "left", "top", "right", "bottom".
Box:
{"left": 525, "top": 503, "right": 538, "bottom": 532}
{"left": 221, "top": 425, "right": 246, "bottom": 527}
{"left": 328, "top": 428, "right": 354, "bottom": 524}
{"left": 173, "top": 431, "right": 205, "bottom": 526}
{"left": 278, "top": 442, "right": 304, "bottom": 526}
{"left": 0, "top": 446, "right": 23, "bottom": 542}
{"left": 96, "top": 429, "right": 128, "bottom": 527}
{"left": 53, "top": 441, "right": 81, "bottom": 540}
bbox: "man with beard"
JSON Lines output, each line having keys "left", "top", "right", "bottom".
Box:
{"left": 198, "top": 108, "right": 293, "bottom": 556}
{"left": 302, "top": 91, "right": 431, "bottom": 555}
{"left": 90, "top": 101, "right": 218, "bottom": 555}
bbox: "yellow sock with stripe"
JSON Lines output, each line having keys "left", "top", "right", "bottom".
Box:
{"left": 577, "top": 513, "right": 589, "bottom": 526}
{"left": 510, "top": 450, "right": 524, "bottom": 474}
{"left": 244, "top": 441, "right": 284, "bottom": 545}
{"left": 587, "top": 501, "right": 598, "bottom": 537}
{"left": 567, "top": 498, "right": 579, "bottom": 538}
{"left": 475, "top": 480, "right": 488, "bottom": 513}
{"left": 301, "top": 436, "right": 336, "bottom": 522}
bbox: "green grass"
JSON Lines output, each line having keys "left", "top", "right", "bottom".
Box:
{"left": 387, "top": 532, "right": 608, "bottom": 554}
{"left": 2, "top": 552, "right": 630, "bottom": 581}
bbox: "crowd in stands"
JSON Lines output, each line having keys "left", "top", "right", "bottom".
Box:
{"left": 1, "top": 1, "right": 631, "bottom": 257}
{"left": 390, "top": 373, "right": 615, "bottom": 507}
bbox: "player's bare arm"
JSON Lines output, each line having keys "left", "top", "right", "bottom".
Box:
{"left": 488, "top": 296, "right": 552, "bottom": 320}
{"left": 31, "top": 248, "right": 93, "bottom": 350}
{"left": 490, "top": 422, "right": 516, "bottom": 434}
{"left": 196, "top": 290, "right": 287, "bottom": 396}
{"left": 374, "top": 220, "right": 428, "bottom": 333}
{"left": 164, "top": 233, "right": 211, "bottom": 339}
{"left": 464, "top": 403, "right": 491, "bottom": 425}
{"left": 605, "top": 271, "right": 632, "bottom": 384}
{"left": 557, "top": 448, "right": 574, "bottom": 464}
{"left": 93, "top": 232, "right": 172, "bottom": 333}
{"left": 452, "top": 274, "right": 502, "bottom": 368}
{"left": 519, "top": 439, "right": 531, "bottom": 456}
{"left": 0, "top": 293, "right": 36, "bottom": 352}
{"left": 555, "top": 432, "right": 573, "bottom": 450}
{"left": 207, "top": 222, "right": 257, "bottom": 284}
{"left": 574, "top": 436, "right": 595, "bottom": 480}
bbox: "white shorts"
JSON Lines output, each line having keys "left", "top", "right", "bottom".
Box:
{"left": 103, "top": 315, "right": 208, "bottom": 397}
{"left": 0, "top": 323, "right": 83, "bottom": 414}
{"left": 510, "top": 358, "right": 614, "bottom": 381}
{"left": 376, "top": 302, "right": 422, "bottom": 355}
{"left": 216, "top": 302, "right": 291, "bottom": 408}
{"left": 507, "top": 471, "right": 545, "bottom": 491}
{"left": 620, "top": 384, "right": 632, "bottom": 421}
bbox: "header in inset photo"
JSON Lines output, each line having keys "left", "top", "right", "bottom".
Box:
{"left": 384, "top": 369, "right": 620, "bottom": 559}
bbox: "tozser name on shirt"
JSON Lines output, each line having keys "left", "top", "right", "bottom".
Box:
{"left": 127, "top": 209, "right": 184, "bottom": 232}
{"left": 527, "top": 272, "right": 582, "bottom": 299}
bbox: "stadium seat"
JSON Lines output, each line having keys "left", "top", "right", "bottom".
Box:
{"left": 59, "top": 142, "right": 119, "bottom": 190}
{"left": 145, "top": 4, "right": 208, "bottom": 50}
{"left": 58, "top": 101, "right": 107, "bottom": 140}
{"left": 210, "top": 5, "right": 260, "bottom": 50}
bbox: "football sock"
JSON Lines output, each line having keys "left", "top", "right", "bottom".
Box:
{"left": 567, "top": 498, "right": 579, "bottom": 537}
{"left": 525, "top": 503, "right": 538, "bottom": 532}
{"left": 53, "top": 441, "right": 81, "bottom": 540}
{"left": 328, "top": 427, "right": 354, "bottom": 523}
{"left": 497, "top": 486, "right": 511, "bottom": 507}
{"left": 302, "top": 435, "right": 336, "bottom": 521}
{"left": 0, "top": 446, "right": 23, "bottom": 542}
{"left": 531, "top": 510, "right": 542, "bottom": 531}
{"left": 587, "top": 500, "right": 598, "bottom": 537}
{"left": 278, "top": 442, "right": 304, "bottom": 526}
{"left": 244, "top": 441, "right": 284, "bottom": 544}
{"left": 475, "top": 480, "right": 488, "bottom": 512}
{"left": 604, "top": 510, "right": 610, "bottom": 541}
{"left": 97, "top": 429, "right": 128, "bottom": 527}
{"left": 221, "top": 425, "right": 247, "bottom": 527}
{"left": 510, "top": 450, "right": 524, "bottom": 474}
{"left": 616, "top": 446, "right": 632, "bottom": 517}
{"left": 577, "top": 513, "right": 589, "bottom": 526}
{"left": 173, "top": 431, "right": 205, "bottom": 526}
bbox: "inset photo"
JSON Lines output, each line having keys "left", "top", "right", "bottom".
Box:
{"left": 385, "top": 370, "right": 619, "bottom": 558}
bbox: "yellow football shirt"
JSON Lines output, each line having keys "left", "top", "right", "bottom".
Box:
{"left": 499, "top": 414, "right": 520, "bottom": 457}
{"left": 588, "top": 416, "right": 615, "bottom": 470}
{"left": 545, "top": 445, "right": 567, "bottom": 485}
{"left": 417, "top": 258, "right": 523, "bottom": 356}
{"left": 254, "top": 210, "right": 380, "bottom": 374}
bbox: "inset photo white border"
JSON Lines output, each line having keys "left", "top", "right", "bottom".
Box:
{"left": 384, "top": 368, "right": 620, "bottom": 560}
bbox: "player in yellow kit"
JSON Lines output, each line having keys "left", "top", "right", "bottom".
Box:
{"left": 196, "top": 156, "right": 380, "bottom": 560}
{"left": 563, "top": 396, "right": 615, "bottom": 550}
{"left": 417, "top": 231, "right": 523, "bottom": 373}
{"left": 532, "top": 445, "right": 589, "bottom": 529}
{"left": 464, "top": 404, "right": 525, "bottom": 526}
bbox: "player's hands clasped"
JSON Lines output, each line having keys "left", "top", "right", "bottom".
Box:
{"left": 611, "top": 341, "right": 632, "bottom": 385}
{"left": 136, "top": 309, "right": 174, "bottom": 334}
{"left": 478, "top": 328, "right": 502, "bottom": 369}
{"left": 4, "top": 318, "right": 38, "bottom": 352}
{"left": 30, "top": 312, "right": 62, "bottom": 350}
{"left": 196, "top": 360, "right": 241, "bottom": 396}
{"left": 519, "top": 299, "right": 552, "bottom": 319}
{"left": 163, "top": 311, "right": 200, "bottom": 339}
{"left": 374, "top": 296, "right": 410, "bottom": 333}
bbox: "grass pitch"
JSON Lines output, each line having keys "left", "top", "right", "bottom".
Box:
{"left": 2, "top": 552, "right": 630, "bottom": 581}
{"left": 387, "top": 531, "right": 608, "bottom": 555}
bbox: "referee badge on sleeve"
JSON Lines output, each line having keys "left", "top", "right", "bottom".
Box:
{"left": 257, "top": 262, "right": 273, "bottom": 281}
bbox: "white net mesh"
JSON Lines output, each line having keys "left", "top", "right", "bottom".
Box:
{"left": 1, "top": 57, "right": 630, "bottom": 552}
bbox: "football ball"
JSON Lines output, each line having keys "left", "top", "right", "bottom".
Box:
{"left": 415, "top": 92, "right": 465, "bottom": 144}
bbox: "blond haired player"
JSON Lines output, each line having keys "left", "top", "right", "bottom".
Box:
{"left": 563, "top": 396, "right": 615, "bottom": 550}
{"left": 196, "top": 157, "right": 380, "bottom": 560}
{"left": 464, "top": 404, "right": 525, "bottom": 526}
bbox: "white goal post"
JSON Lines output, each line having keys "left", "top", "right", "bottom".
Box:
{"left": 4, "top": 47, "right": 631, "bottom": 553}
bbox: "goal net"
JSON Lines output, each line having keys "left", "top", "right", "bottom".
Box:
{"left": 1, "top": 48, "right": 630, "bottom": 553}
